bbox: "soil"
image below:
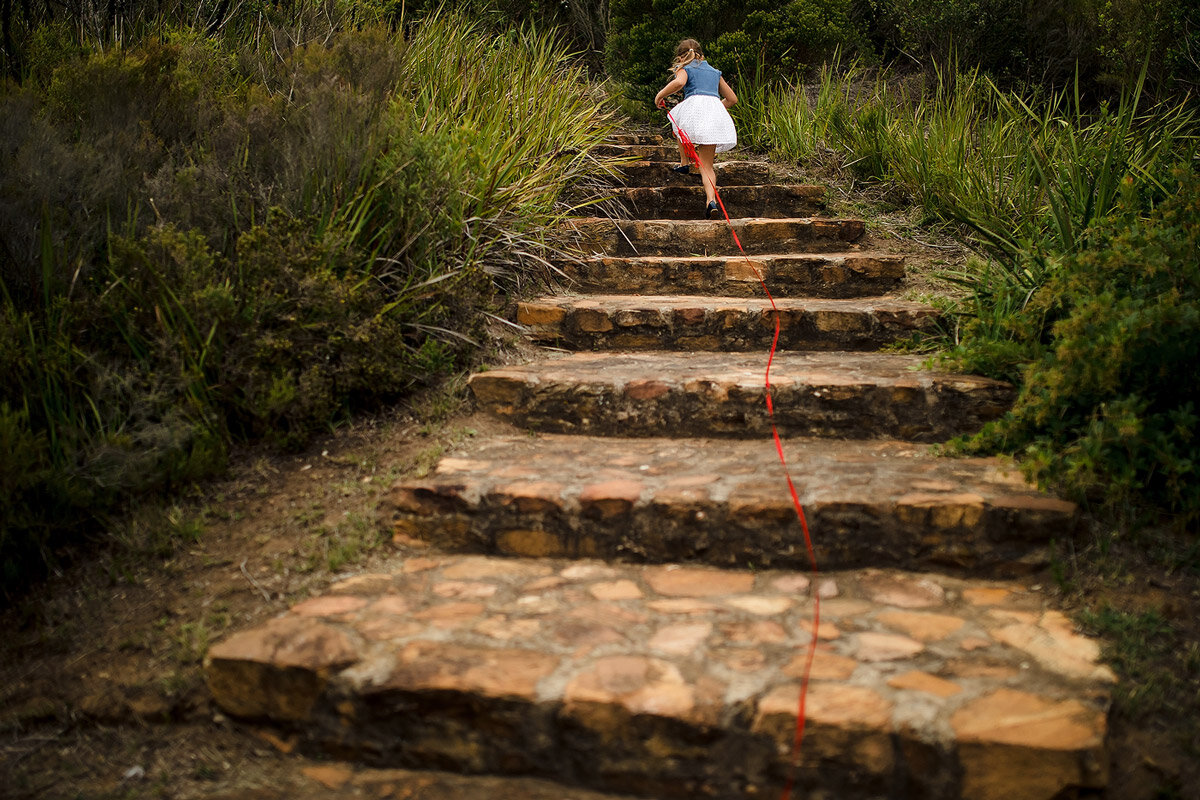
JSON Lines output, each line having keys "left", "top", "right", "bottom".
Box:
{"left": 2, "top": 185, "right": 1197, "bottom": 800}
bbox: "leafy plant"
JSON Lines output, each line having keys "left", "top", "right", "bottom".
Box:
{"left": 0, "top": 11, "right": 618, "bottom": 592}
{"left": 958, "top": 168, "right": 1200, "bottom": 524}
{"left": 605, "top": 0, "right": 872, "bottom": 103}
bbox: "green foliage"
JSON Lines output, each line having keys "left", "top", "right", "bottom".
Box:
{"left": 960, "top": 170, "right": 1200, "bottom": 523}
{"left": 874, "top": 0, "right": 1088, "bottom": 83}
{"left": 0, "top": 12, "right": 617, "bottom": 592}
{"left": 1098, "top": 0, "right": 1200, "bottom": 94}
{"left": 742, "top": 62, "right": 1199, "bottom": 524}
{"left": 605, "top": 0, "right": 872, "bottom": 103}
{"left": 870, "top": 0, "right": 1199, "bottom": 96}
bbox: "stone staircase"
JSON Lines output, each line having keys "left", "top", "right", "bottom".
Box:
{"left": 204, "top": 134, "right": 1114, "bottom": 799}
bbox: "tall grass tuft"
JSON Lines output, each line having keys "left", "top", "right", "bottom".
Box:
{"left": 0, "top": 10, "right": 618, "bottom": 591}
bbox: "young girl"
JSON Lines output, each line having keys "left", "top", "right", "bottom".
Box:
{"left": 654, "top": 39, "right": 738, "bottom": 219}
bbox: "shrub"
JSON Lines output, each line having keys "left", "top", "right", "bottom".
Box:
{"left": 738, "top": 60, "right": 1198, "bottom": 526}
{"left": 605, "top": 0, "right": 872, "bottom": 103}
{"left": 958, "top": 168, "right": 1200, "bottom": 524}
{"left": 873, "top": 0, "right": 1102, "bottom": 86}
{"left": 1098, "top": 0, "right": 1200, "bottom": 95}
{"left": 0, "top": 13, "right": 618, "bottom": 592}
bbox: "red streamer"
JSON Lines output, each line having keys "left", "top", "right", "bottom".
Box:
{"left": 666, "top": 113, "right": 820, "bottom": 800}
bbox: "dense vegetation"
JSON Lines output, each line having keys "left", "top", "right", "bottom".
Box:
{"left": 732, "top": 62, "right": 1198, "bottom": 529}
{"left": 0, "top": 7, "right": 617, "bottom": 589}
{"left": 607, "top": 0, "right": 1199, "bottom": 103}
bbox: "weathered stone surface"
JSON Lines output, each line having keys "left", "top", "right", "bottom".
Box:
{"left": 381, "top": 434, "right": 1077, "bottom": 574}
{"left": 208, "top": 763, "right": 651, "bottom": 800}
{"left": 561, "top": 252, "right": 907, "bottom": 298}
{"left": 205, "top": 554, "right": 1113, "bottom": 800}
{"left": 590, "top": 142, "right": 685, "bottom": 160}
{"left": 205, "top": 616, "right": 361, "bottom": 721}
{"left": 991, "top": 611, "right": 1117, "bottom": 682}
{"left": 951, "top": 688, "right": 1109, "bottom": 800}
{"left": 518, "top": 294, "right": 938, "bottom": 351}
{"left": 644, "top": 566, "right": 755, "bottom": 596}
{"left": 887, "top": 670, "right": 963, "bottom": 698}
{"left": 564, "top": 217, "right": 865, "bottom": 257}
{"left": 854, "top": 631, "right": 925, "bottom": 661}
{"left": 469, "top": 351, "right": 1012, "bottom": 442}
{"left": 609, "top": 184, "right": 825, "bottom": 219}
{"left": 877, "top": 609, "right": 965, "bottom": 641}
{"left": 860, "top": 572, "right": 948, "bottom": 608}
{"left": 371, "top": 641, "right": 559, "bottom": 701}
{"left": 614, "top": 159, "right": 776, "bottom": 187}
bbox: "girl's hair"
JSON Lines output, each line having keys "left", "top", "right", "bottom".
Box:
{"left": 670, "top": 39, "right": 704, "bottom": 71}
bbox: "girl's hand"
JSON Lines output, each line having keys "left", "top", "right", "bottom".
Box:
{"left": 655, "top": 97, "right": 666, "bottom": 109}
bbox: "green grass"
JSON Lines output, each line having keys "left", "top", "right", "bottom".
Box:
{"left": 1080, "top": 601, "right": 1200, "bottom": 729}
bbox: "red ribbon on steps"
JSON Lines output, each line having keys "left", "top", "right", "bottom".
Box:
{"left": 666, "top": 113, "right": 820, "bottom": 800}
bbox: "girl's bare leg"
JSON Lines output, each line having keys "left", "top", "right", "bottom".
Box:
{"left": 677, "top": 140, "right": 690, "bottom": 169}
{"left": 696, "top": 144, "right": 718, "bottom": 204}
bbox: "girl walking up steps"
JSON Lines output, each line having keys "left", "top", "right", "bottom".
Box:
{"left": 654, "top": 38, "right": 738, "bottom": 219}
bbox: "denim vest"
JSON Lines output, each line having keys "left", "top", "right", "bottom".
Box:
{"left": 682, "top": 60, "right": 722, "bottom": 100}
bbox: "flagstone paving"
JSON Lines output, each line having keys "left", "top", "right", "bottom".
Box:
{"left": 561, "top": 252, "right": 907, "bottom": 297}
{"left": 608, "top": 184, "right": 825, "bottom": 219}
{"left": 205, "top": 131, "right": 1113, "bottom": 799}
{"left": 206, "top": 557, "right": 1112, "bottom": 800}
{"left": 517, "top": 294, "right": 938, "bottom": 351}
{"left": 209, "top": 764, "right": 648, "bottom": 800}
{"left": 468, "top": 351, "right": 1013, "bottom": 440}
{"left": 568, "top": 217, "right": 866, "bottom": 257}
{"left": 379, "top": 434, "right": 1075, "bottom": 574}
{"left": 616, "top": 160, "right": 781, "bottom": 187}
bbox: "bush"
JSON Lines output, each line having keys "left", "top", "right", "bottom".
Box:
{"left": 874, "top": 0, "right": 1103, "bottom": 87}
{"left": 1098, "top": 0, "right": 1200, "bottom": 94}
{"left": 0, "top": 13, "right": 617, "bottom": 592}
{"left": 958, "top": 168, "right": 1200, "bottom": 524}
{"left": 605, "top": 0, "right": 872, "bottom": 103}
{"left": 737, "top": 61, "right": 1198, "bottom": 525}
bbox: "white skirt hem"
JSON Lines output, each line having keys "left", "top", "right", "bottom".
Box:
{"left": 669, "top": 95, "right": 737, "bottom": 153}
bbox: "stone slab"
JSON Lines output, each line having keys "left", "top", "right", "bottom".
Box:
{"left": 592, "top": 142, "right": 695, "bottom": 161}
{"left": 606, "top": 132, "right": 667, "bottom": 146}
{"left": 517, "top": 294, "right": 938, "bottom": 352}
{"left": 205, "top": 763, "right": 646, "bottom": 800}
{"left": 381, "top": 434, "right": 1076, "bottom": 574}
{"left": 560, "top": 252, "right": 906, "bottom": 298}
{"left": 206, "top": 558, "right": 1111, "bottom": 800}
{"left": 468, "top": 351, "right": 1012, "bottom": 441}
{"left": 615, "top": 160, "right": 778, "bottom": 187}
{"left": 610, "top": 184, "right": 825, "bottom": 220}
{"left": 565, "top": 217, "right": 865, "bottom": 257}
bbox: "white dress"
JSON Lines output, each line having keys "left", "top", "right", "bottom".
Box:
{"left": 669, "top": 62, "right": 737, "bottom": 153}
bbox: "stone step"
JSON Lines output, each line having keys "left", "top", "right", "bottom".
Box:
{"left": 561, "top": 252, "right": 906, "bottom": 298}
{"left": 566, "top": 218, "right": 865, "bottom": 257}
{"left": 616, "top": 160, "right": 778, "bottom": 187}
{"left": 206, "top": 763, "right": 644, "bottom": 800}
{"left": 611, "top": 185, "right": 825, "bottom": 220}
{"left": 205, "top": 556, "right": 1111, "bottom": 800}
{"left": 468, "top": 352, "right": 1012, "bottom": 441}
{"left": 607, "top": 132, "right": 668, "bottom": 146}
{"left": 517, "top": 295, "right": 938, "bottom": 352}
{"left": 593, "top": 142, "right": 688, "bottom": 160}
{"left": 382, "top": 434, "right": 1074, "bottom": 573}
